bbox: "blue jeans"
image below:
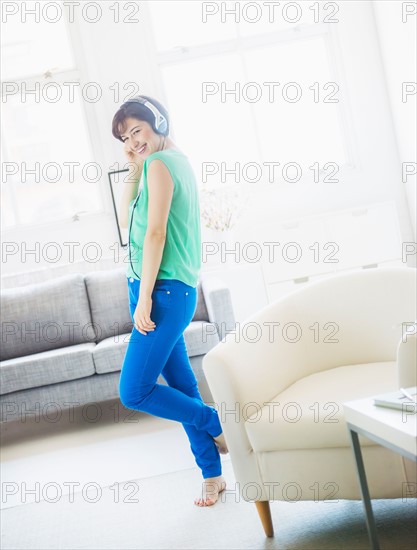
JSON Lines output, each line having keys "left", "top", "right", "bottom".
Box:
{"left": 119, "top": 276, "right": 223, "bottom": 479}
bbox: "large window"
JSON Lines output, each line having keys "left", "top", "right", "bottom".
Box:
{"left": 147, "top": 0, "right": 347, "bottom": 186}
{"left": 1, "top": 0, "right": 100, "bottom": 228}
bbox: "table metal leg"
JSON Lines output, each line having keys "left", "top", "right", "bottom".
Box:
{"left": 349, "top": 428, "right": 380, "bottom": 550}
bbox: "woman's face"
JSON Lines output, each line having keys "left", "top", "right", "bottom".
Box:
{"left": 119, "top": 117, "right": 162, "bottom": 159}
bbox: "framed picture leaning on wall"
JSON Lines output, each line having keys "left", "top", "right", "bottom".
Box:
{"left": 108, "top": 168, "right": 130, "bottom": 248}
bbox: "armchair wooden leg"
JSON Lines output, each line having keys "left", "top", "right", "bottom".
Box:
{"left": 255, "top": 500, "right": 274, "bottom": 537}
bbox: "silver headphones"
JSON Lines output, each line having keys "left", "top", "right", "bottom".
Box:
{"left": 124, "top": 96, "right": 168, "bottom": 136}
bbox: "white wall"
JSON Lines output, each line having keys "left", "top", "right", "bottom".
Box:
{"left": 372, "top": 0, "right": 416, "bottom": 239}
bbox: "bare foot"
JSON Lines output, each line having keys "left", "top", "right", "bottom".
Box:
{"left": 213, "top": 431, "right": 229, "bottom": 454}
{"left": 194, "top": 475, "right": 227, "bottom": 506}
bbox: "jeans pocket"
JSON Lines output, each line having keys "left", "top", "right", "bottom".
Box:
{"left": 152, "top": 286, "right": 172, "bottom": 309}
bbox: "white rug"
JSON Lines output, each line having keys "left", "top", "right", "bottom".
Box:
{"left": 2, "top": 458, "right": 416, "bottom": 549}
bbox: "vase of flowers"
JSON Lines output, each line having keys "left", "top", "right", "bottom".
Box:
{"left": 200, "top": 184, "right": 248, "bottom": 265}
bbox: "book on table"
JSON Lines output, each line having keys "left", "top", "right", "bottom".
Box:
{"left": 373, "top": 386, "right": 417, "bottom": 411}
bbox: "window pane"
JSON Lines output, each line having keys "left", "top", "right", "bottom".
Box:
{"left": 2, "top": 84, "right": 93, "bottom": 165}
{"left": 244, "top": 36, "right": 346, "bottom": 167}
{"left": 1, "top": 84, "right": 101, "bottom": 226}
{"left": 1, "top": 0, "right": 74, "bottom": 80}
{"left": 9, "top": 180, "right": 100, "bottom": 226}
{"left": 148, "top": 0, "right": 237, "bottom": 51}
{"left": 161, "top": 53, "right": 259, "bottom": 183}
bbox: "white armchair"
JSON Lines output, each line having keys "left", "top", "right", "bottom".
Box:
{"left": 203, "top": 266, "right": 416, "bottom": 537}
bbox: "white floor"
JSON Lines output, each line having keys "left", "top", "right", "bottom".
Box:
{"left": 1, "top": 398, "right": 231, "bottom": 510}
{"left": 2, "top": 400, "right": 416, "bottom": 550}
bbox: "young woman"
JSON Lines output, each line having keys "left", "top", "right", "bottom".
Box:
{"left": 112, "top": 95, "right": 228, "bottom": 506}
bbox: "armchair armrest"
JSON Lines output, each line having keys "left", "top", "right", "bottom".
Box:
{"left": 202, "top": 297, "right": 308, "bottom": 414}
{"left": 203, "top": 340, "right": 269, "bottom": 497}
{"left": 200, "top": 275, "right": 236, "bottom": 341}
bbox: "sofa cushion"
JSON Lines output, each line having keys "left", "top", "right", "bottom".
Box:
{"left": 1, "top": 274, "right": 93, "bottom": 361}
{"left": 84, "top": 268, "right": 133, "bottom": 342}
{"left": 92, "top": 321, "right": 220, "bottom": 375}
{"left": 184, "top": 321, "right": 219, "bottom": 357}
{"left": 193, "top": 281, "right": 209, "bottom": 321}
{"left": 92, "top": 336, "right": 128, "bottom": 374}
{"left": 244, "top": 361, "right": 398, "bottom": 452}
{"left": 0, "top": 343, "right": 96, "bottom": 395}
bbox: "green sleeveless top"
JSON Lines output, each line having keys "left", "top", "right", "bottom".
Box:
{"left": 126, "top": 149, "right": 201, "bottom": 288}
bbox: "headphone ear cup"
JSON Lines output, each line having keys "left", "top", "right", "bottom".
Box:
{"left": 151, "top": 103, "right": 168, "bottom": 135}
{"left": 158, "top": 119, "right": 168, "bottom": 136}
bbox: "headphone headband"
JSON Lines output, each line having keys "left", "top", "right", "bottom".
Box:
{"left": 124, "top": 96, "right": 168, "bottom": 136}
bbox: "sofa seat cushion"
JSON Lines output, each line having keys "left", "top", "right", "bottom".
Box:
{"left": 92, "top": 321, "right": 220, "bottom": 375}
{"left": 244, "top": 361, "right": 397, "bottom": 452}
{"left": 92, "top": 336, "right": 128, "bottom": 375}
{"left": 0, "top": 343, "right": 96, "bottom": 395}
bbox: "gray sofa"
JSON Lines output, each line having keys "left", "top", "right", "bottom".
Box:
{"left": 0, "top": 267, "right": 235, "bottom": 423}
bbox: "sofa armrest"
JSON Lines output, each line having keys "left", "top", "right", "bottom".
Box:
{"left": 200, "top": 275, "right": 236, "bottom": 341}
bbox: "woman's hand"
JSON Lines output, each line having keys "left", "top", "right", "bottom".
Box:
{"left": 124, "top": 144, "right": 144, "bottom": 184}
{"left": 133, "top": 294, "right": 156, "bottom": 335}
{"left": 124, "top": 142, "right": 144, "bottom": 169}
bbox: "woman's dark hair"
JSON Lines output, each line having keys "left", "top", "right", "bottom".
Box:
{"left": 111, "top": 94, "right": 170, "bottom": 142}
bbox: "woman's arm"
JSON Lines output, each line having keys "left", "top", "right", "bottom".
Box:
{"left": 139, "top": 159, "right": 174, "bottom": 297}
{"left": 132, "top": 159, "right": 174, "bottom": 335}
{"left": 118, "top": 163, "right": 143, "bottom": 228}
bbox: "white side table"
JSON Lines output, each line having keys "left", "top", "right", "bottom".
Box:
{"left": 343, "top": 396, "right": 417, "bottom": 550}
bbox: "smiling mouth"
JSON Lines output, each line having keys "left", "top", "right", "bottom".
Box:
{"left": 135, "top": 144, "right": 147, "bottom": 154}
